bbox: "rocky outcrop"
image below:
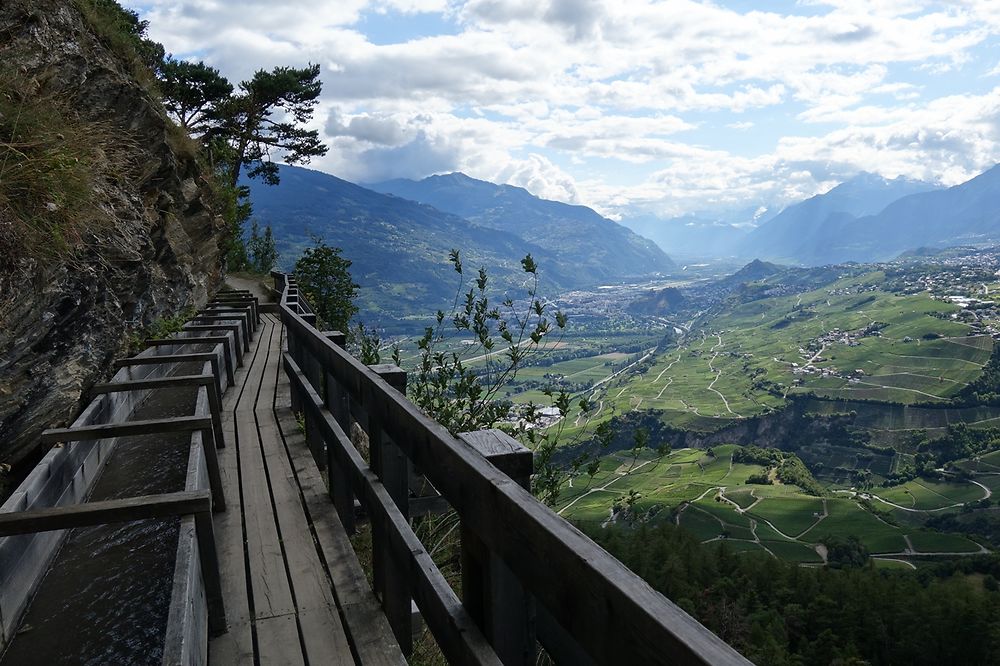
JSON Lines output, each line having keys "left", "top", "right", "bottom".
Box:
{"left": 0, "top": 1, "right": 225, "bottom": 476}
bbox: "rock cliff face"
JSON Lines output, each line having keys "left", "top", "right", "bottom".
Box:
{"left": 0, "top": 1, "right": 225, "bottom": 477}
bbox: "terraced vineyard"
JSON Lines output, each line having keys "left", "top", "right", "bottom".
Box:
{"left": 509, "top": 269, "right": 1000, "bottom": 444}
{"left": 558, "top": 445, "right": 989, "bottom": 566}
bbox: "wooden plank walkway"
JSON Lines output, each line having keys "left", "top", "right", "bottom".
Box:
{"left": 210, "top": 313, "right": 398, "bottom": 664}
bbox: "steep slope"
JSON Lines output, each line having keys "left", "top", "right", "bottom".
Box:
{"left": 0, "top": 1, "right": 225, "bottom": 471}
{"left": 741, "top": 173, "right": 937, "bottom": 263}
{"left": 831, "top": 164, "right": 1000, "bottom": 262}
{"left": 244, "top": 166, "right": 560, "bottom": 317}
{"left": 369, "top": 173, "right": 674, "bottom": 282}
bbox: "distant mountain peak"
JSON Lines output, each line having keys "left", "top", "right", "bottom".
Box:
{"left": 368, "top": 172, "right": 674, "bottom": 280}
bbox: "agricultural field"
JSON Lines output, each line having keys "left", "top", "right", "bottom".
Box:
{"left": 558, "top": 445, "right": 993, "bottom": 565}
{"left": 538, "top": 271, "right": 997, "bottom": 442}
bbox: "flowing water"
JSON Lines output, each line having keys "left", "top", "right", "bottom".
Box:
{"left": 1, "top": 376, "right": 198, "bottom": 665}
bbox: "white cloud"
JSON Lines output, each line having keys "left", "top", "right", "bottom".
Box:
{"left": 133, "top": 0, "right": 1000, "bottom": 215}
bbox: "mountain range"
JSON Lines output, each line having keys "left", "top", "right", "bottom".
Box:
{"left": 368, "top": 172, "right": 673, "bottom": 283}
{"left": 244, "top": 166, "right": 672, "bottom": 322}
{"left": 738, "top": 172, "right": 939, "bottom": 264}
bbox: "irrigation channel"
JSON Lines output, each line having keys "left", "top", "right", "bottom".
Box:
{"left": 0, "top": 294, "right": 250, "bottom": 664}
{"left": 2, "top": 370, "right": 199, "bottom": 664}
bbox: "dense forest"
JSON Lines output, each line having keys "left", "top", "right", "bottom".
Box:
{"left": 585, "top": 523, "right": 1000, "bottom": 665}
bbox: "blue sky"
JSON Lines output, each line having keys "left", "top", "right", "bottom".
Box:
{"left": 135, "top": 0, "right": 1000, "bottom": 221}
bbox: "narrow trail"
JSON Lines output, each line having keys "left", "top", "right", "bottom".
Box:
{"left": 872, "top": 558, "right": 917, "bottom": 570}
{"left": 706, "top": 334, "right": 736, "bottom": 416}
{"left": 864, "top": 481, "right": 989, "bottom": 512}
{"left": 588, "top": 348, "right": 656, "bottom": 397}
{"left": 840, "top": 380, "right": 951, "bottom": 401}
{"left": 892, "top": 354, "right": 984, "bottom": 367}
{"left": 655, "top": 377, "right": 674, "bottom": 400}
{"left": 556, "top": 458, "right": 656, "bottom": 516}
{"left": 653, "top": 354, "right": 682, "bottom": 383}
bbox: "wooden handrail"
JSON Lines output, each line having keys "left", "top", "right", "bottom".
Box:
{"left": 0, "top": 490, "right": 211, "bottom": 536}
{"left": 275, "top": 274, "right": 751, "bottom": 666}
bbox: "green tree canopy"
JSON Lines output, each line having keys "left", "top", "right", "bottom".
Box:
{"left": 294, "top": 240, "right": 359, "bottom": 332}
{"left": 158, "top": 58, "right": 232, "bottom": 135}
{"left": 214, "top": 64, "right": 327, "bottom": 188}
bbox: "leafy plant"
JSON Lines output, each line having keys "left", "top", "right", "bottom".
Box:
{"left": 125, "top": 307, "right": 196, "bottom": 353}
{"left": 294, "top": 239, "right": 359, "bottom": 331}
{"left": 245, "top": 220, "right": 278, "bottom": 274}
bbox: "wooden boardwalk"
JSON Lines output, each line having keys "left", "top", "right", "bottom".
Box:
{"left": 210, "top": 312, "right": 400, "bottom": 665}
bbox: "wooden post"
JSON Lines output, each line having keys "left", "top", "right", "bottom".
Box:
{"left": 323, "top": 332, "right": 354, "bottom": 533}
{"left": 287, "top": 325, "right": 302, "bottom": 413}
{"left": 459, "top": 430, "right": 536, "bottom": 666}
{"left": 194, "top": 510, "right": 227, "bottom": 636}
{"left": 368, "top": 364, "right": 412, "bottom": 655}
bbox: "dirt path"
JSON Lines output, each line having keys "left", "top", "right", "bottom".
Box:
{"left": 706, "top": 334, "right": 737, "bottom": 416}
{"left": 588, "top": 348, "right": 656, "bottom": 397}
{"left": 652, "top": 354, "right": 681, "bottom": 383}
{"left": 872, "top": 557, "right": 917, "bottom": 570}
{"left": 224, "top": 274, "right": 274, "bottom": 302}
{"left": 556, "top": 457, "right": 655, "bottom": 516}
{"left": 655, "top": 377, "right": 674, "bottom": 400}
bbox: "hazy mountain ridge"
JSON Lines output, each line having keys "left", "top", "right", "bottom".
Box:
{"left": 740, "top": 172, "right": 939, "bottom": 263}
{"left": 619, "top": 213, "right": 750, "bottom": 259}
{"left": 244, "top": 165, "right": 565, "bottom": 318}
{"left": 369, "top": 172, "right": 675, "bottom": 283}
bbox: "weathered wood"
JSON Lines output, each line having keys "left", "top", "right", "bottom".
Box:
{"left": 0, "top": 490, "right": 210, "bottom": 537}
{"left": 142, "top": 338, "right": 236, "bottom": 379}
{"left": 209, "top": 296, "right": 258, "bottom": 324}
{"left": 41, "top": 416, "right": 225, "bottom": 512}
{"left": 91, "top": 374, "right": 212, "bottom": 394}
{"left": 41, "top": 415, "right": 213, "bottom": 444}
{"left": 200, "top": 308, "right": 255, "bottom": 334}
{"left": 408, "top": 494, "right": 450, "bottom": 518}
{"left": 189, "top": 315, "right": 251, "bottom": 348}
{"left": 194, "top": 511, "right": 226, "bottom": 636}
{"left": 182, "top": 324, "right": 244, "bottom": 356}
{"left": 279, "top": 301, "right": 751, "bottom": 666}
{"left": 91, "top": 374, "right": 226, "bottom": 451}
{"left": 366, "top": 363, "right": 411, "bottom": 655}
{"left": 460, "top": 431, "right": 536, "bottom": 666}
{"left": 274, "top": 406, "right": 405, "bottom": 666}
{"left": 322, "top": 331, "right": 347, "bottom": 347}
{"left": 323, "top": 333, "right": 354, "bottom": 532}
{"left": 284, "top": 354, "right": 497, "bottom": 665}
{"left": 117, "top": 351, "right": 233, "bottom": 387}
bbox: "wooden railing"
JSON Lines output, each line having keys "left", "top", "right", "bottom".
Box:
{"left": 274, "top": 273, "right": 752, "bottom": 666}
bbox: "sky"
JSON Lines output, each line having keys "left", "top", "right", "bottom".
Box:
{"left": 132, "top": 0, "right": 1000, "bottom": 221}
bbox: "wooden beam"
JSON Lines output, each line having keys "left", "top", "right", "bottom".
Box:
{"left": 142, "top": 339, "right": 236, "bottom": 379}
{"left": 182, "top": 324, "right": 244, "bottom": 356}
{"left": 209, "top": 296, "right": 258, "bottom": 323}
{"left": 90, "top": 374, "right": 212, "bottom": 394}
{"left": 283, "top": 354, "right": 499, "bottom": 665}
{"left": 90, "top": 374, "right": 226, "bottom": 451}
{"left": 188, "top": 315, "right": 250, "bottom": 349}
{"left": 459, "top": 431, "right": 536, "bottom": 666}
{"left": 41, "top": 416, "right": 226, "bottom": 511}
{"left": 0, "top": 490, "right": 211, "bottom": 537}
{"left": 200, "top": 308, "right": 255, "bottom": 334}
{"left": 41, "top": 415, "right": 213, "bottom": 444}
{"left": 116, "top": 352, "right": 231, "bottom": 387}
